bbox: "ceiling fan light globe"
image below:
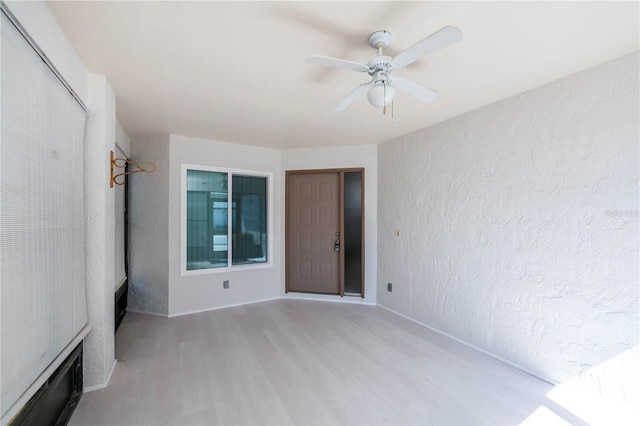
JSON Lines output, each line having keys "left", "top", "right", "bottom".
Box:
{"left": 367, "top": 84, "right": 395, "bottom": 107}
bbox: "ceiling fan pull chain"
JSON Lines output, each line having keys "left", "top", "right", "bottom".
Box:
{"left": 383, "top": 82, "right": 387, "bottom": 114}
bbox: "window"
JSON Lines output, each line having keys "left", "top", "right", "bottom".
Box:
{"left": 182, "top": 165, "right": 270, "bottom": 273}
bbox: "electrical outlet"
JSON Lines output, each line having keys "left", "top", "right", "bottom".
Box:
{"left": 387, "top": 282, "right": 392, "bottom": 292}
{"left": 223, "top": 280, "right": 229, "bottom": 289}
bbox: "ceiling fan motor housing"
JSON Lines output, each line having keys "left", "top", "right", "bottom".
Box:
{"left": 367, "top": 56, "right": 394, "bottom": 75}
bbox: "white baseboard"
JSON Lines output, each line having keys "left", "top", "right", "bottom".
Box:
{"left": 84, "top": 359, "right": 117, "bottom": 393}
{"left": 126, "top": 308, "right": 168, "bottom": 318}
{"left": 106, "top": 358, "right": 117, "bottom": 386}
{"left": 167, "top": 296, "right": 282, "bottom": 318}
{"left": 376, "top": 304, "right": 557, "bottom": 386}
{"left": 283, "top": 292, "right": 365, "bottom": 304}
{"left": 129, "top": 295, "right": 370, "bottom": 319}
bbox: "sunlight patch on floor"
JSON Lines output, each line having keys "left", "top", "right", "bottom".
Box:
{"left": 544, "top": 346, "right": 640, "bottom": 426}
{"left": 520, "top": 406, "right": 572, "bottom": 426}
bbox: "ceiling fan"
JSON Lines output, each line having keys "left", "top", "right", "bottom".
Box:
{"left": 306, "top": 26, "right": 462, "bottom": 113}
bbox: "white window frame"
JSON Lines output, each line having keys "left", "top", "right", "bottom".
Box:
{"left": 181, "top": 164, "right": 273, "bottom": 276}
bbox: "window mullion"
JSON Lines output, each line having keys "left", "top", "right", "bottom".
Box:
{"left": 227, "top": 173, "right": 233, "bottom": 268}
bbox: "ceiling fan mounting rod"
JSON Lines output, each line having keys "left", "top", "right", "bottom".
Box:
{"left": 368, "top": 30, "right": 393, "bottom": 50}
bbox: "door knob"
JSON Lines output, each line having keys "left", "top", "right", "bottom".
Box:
{"left": 334, "top": 239, "right": 341, "bottom": 252}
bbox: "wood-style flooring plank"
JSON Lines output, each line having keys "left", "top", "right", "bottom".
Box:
{"left": 70, "top": 299, "right": 555, "bottom": 425}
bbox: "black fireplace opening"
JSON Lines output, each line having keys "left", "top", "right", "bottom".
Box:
{"left": 10, "top": 343, "right": 83, "bottom": 426}
{"left": 115, "top": 278, "right": 128, "bottom": 332}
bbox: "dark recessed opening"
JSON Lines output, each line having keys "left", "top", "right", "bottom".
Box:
{"left": 10, "top": 343, "right": 83, "bottom": 426}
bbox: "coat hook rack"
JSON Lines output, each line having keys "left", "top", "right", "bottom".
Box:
{"left": 110, "top": 150, "right": 156, "bottom": 188}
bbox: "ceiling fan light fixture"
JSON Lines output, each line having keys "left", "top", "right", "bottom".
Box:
{"left": 367, "top": 82, "right": 395, "bottom": 108}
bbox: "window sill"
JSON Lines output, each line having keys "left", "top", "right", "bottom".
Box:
{"left": 181, "top": 261, "right": 273, "bottom": 277}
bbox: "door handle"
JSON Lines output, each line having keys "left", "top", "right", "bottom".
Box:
{"left": 334, "top": 239, "right": 341, "bottom": 252}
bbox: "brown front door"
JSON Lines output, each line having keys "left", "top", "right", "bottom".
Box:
{"left": 287, "top": 172, "right": 341, "bottom": 294}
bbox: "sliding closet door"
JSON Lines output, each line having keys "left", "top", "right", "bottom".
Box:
{"left": 1, "top": 10, "right": 88, "bottom": 418}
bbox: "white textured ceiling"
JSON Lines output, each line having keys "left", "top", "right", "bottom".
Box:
{"left": 46, "top": 1, "right": 639, "bottom": 149}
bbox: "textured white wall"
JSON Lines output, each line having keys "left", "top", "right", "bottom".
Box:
{"left": 282, "top": 145, "right": 378, "bottom": 304}
{"left": 167, "top": 135, "right": 282, "bottom": 316}
{"left": 129, "top": 135, "right": 170, "bottom": 315}
{"left": 83, "top": 74, "right": 117, "bottom": 390}
{"left": 378, "top": 53, "right": 638, "bottom": 418}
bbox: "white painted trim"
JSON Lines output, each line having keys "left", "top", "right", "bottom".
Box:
{"left": 84, "top": 359, "right": 117, "bottom": 393}
{"left": 283, "top": 293, "right": 364, "bottom": 304}
{"left": 130, "top": 295, "right": 373, "bottom": 320}
{"left": 83, "top": 383, "right": 106, "bottom": 393}
{"left": 376, "top": 304, "right": 558, "bottom": 386}
{"left": 105, "top": 359, "right": 117, "bottom": 387}
{"left": 182, "top": 261, "right": 273, "bottom": 276}
{"left": 126, "top": 308, "right": 169, "bottom": 318}
{"left": 167, "top": 297, "right": 282, "bottom": 318}
{"left": 1, "top": 325, "right": 92, "bottom": 425}
{"left": 115, "top": 276, "right": 127, "bottom": 292}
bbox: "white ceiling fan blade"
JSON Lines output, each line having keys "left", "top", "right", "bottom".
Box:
{"left": 392, "top": 76, "right": 439, "bottom": 103}
{"left": 306, "top": 55, "right": 370, "bottom": 73}
{"left": 393, "top": 26, "right": 462, "bottom": 68}
{"left": 334, "top": 81, "right": 374, "bottom": 112}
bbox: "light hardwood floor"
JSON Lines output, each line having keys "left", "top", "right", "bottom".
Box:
{"left": 70, "top": 299, "right": 563, "bottom": 425}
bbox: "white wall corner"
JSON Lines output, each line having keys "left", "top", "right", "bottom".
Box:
{"left": 83, "top": 73, "right": 117, "bottom": 389}
{"left": 128, "top": 135, "right": 171, "bottom": 315}
{"left": 115, "top": 120, "right": 131, "bottom": 158}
